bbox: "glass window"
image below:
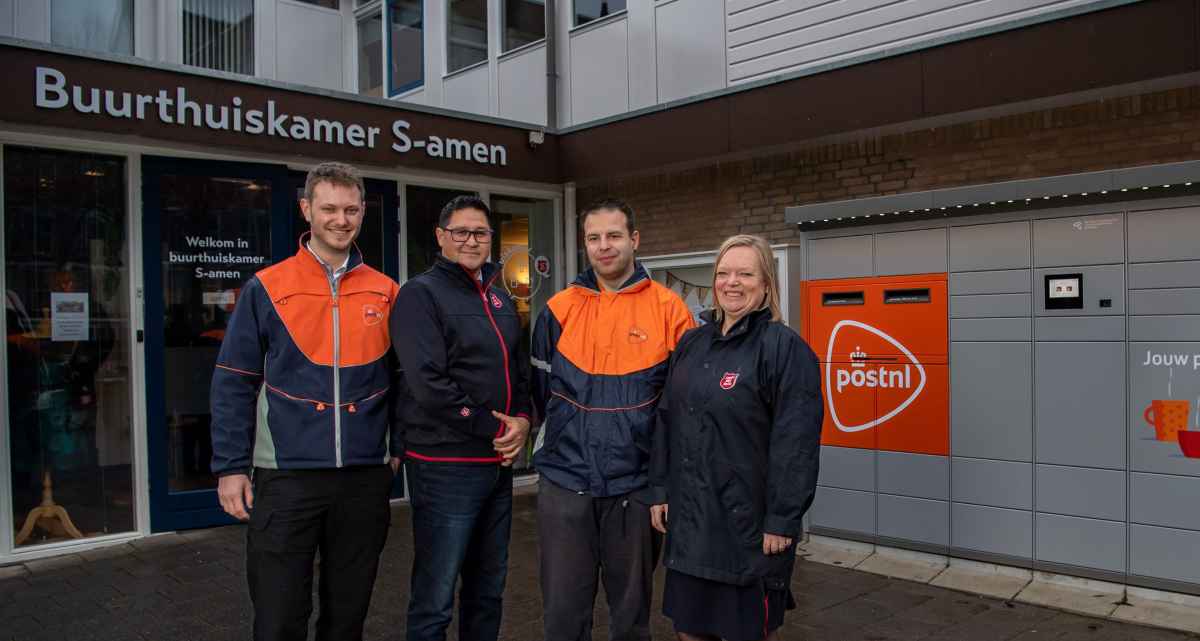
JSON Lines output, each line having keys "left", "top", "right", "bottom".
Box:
{"left": 156, "top": 173, "right": 272, "bottom": 493}
{"left": 50, "top": 0, "right": 133, "bottom": 55}
{"left": 503, "top": 0, "right": 544, "bottom": 52}
{"left": 447, "top": 0, "right": 487, "bottom": 73}
{"left": 388, "top": 0, "right": 423, "bottom": 94}
{"left": 5, "top": 146, "right": 135, "bottom": 547}
{"left": 404, "top": 185, "right": 476, "bottom": 278}
{"left": 574, "top": 0, "right": 625, "bottom": 27}
{"left": 357, "top": 11, "right": 384, "bottom": 96}
{"left": 294, "top": 0, "right": 340, "bottom": 7}
{"left": 183, "top": 0, "right": 255, "bottom": 75}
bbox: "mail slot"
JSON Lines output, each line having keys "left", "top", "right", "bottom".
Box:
{"left": 803, "top": 273, "right": 949, "bottom": 456}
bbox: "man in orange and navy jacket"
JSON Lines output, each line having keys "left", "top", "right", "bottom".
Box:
{"left": 532, "top": 198, "right": 694, "bottom": 641}
{"left": 390, "top": 195, "right": 531, "bottom": 641}
{"left": 209, "top": 162, "right": 400, "bottom": 641}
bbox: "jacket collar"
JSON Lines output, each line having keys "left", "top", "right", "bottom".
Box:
{"left": 702, "top": 305, "right": 773, "bottom": 341}
{"left": 433, "top": 253, "right": 500, "bottom": 291}
{"left": 295, "top": 232, "right": 364, "bottom": 278}
{"left": 571, "top": 261, "right": 651, "bottom": 295}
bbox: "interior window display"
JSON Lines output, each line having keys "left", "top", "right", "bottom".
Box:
{"left": 652, "top": 264, "right": 715, "bottom": 325}
{"left": 5, "top": 146, "right": 135, "bottom": 547}
{"left": 183, "top": 0, "right": 255, "bottom": 75}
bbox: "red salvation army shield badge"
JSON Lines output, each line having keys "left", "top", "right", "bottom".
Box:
{"left": 459, "top": 407, "right": 472, "bottom": 417}
{"left": 489, "top": 292, "right": 503, "bottom": 309}
{"left": 719, "top": 372, "right": 739, "bottom": 390}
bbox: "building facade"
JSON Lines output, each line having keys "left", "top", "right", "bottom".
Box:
{"left": 5, "top": 0, "right": 1200, "bottom": 600}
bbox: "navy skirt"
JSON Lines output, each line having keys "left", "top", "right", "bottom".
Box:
{"left": 662, "top": 569, "right": 795, "bottom": 641}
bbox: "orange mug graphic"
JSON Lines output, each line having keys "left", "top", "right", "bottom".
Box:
{"left": 1143, "top": 400, "right": 1190, "bottom": 442}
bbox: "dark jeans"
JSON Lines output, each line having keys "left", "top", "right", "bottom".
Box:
{"left": 538, "top": 477, "right": 662, "bottom": 641}
{"left": 246, "top": 465, "right": 393, "bottom": 641}
{"left": 405, "top": 460, "right": 513, "bottom": 641}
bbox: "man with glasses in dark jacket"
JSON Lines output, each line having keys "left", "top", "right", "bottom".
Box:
{"left": 391, "top": 195, "right": 531, "bottom": 641}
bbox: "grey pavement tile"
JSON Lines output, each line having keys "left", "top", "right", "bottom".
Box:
{"left": 22, "top": 555, "right": 83, "bottom": 574}
{"left": 77, "top": 545, "right": 137, "bottom": 563}
{"left": 0, "top": 565, "right": 30, "bottom": 582}
{"left": 897, "top": 594, "right": 995, "bottom": 627}
{"left": 856, "top": 615, "right": 949, "bottom": 641}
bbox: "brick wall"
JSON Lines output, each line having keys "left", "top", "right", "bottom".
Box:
{"left": 577, "top": 85, "right": 1200, "bottom": 257}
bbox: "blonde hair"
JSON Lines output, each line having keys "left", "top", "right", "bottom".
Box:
{"left": 710, "top": 234, "right": 782, "bottom": 324}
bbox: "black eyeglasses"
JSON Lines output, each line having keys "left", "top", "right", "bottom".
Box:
{"left": 440, "top": 227, "right": 494, "bottom": 243}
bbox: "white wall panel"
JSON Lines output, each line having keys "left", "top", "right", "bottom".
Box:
{"left": 498, "top": 44, "right": 548, "bottom": 125}
{"left": 569, "top": 17, "right": 629, "bottom": 124}
{"left": 443, "top": 62, "right": 492, "bottom": 117}
{"left": 0, "top": 0, "right": 15, "bottom": 38}
{"left": 656, "top": 0, "right": 726, "bottom": 103}
{"left": 14, "top": 0, "right": 48, "bottom": 42}
{"left": 275, "top": 0, "right": 344, "bottom": 90}
{"left": 727, "top": 0, "right": 1104, "bottom": 84}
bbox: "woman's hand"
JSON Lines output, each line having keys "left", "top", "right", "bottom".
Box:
{"left": 763, "top": 533, "right": 792, "bottom": 555}
{"left": 650, "top": 504, "right": 669, "bottom": 533}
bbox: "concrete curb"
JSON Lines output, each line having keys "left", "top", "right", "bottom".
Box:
{"left": 798, "top": 534, "right": 1200, "bottom": 636}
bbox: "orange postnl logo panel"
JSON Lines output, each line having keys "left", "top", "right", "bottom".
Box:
{"left": 803, "top": 274, "right": 949, "bottom": 456}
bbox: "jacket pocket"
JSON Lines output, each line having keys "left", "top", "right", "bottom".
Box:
{"left": 716, "top": 463, "right": 763, "bottom": 548}
{"left": 601, "top": 404, "right": 655, "bottom": 481}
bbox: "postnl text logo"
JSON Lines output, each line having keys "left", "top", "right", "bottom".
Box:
{"left": 825, "top": 320, "right": 926, "bottom": 433}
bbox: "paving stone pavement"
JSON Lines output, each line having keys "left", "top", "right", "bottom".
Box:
{"left": 2, "top": 493, "right": 1198, "bottom": 641}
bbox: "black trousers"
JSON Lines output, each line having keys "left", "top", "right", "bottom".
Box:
{"left": 246, "top": 465, "right": 393, "bottom": 641}
{"left": 538, "top": 477, "right": 662, "bottom": 641}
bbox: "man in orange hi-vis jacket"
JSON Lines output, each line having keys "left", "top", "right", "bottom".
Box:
{"left": 531, "top": 198, "right": 694, "bottom": 641}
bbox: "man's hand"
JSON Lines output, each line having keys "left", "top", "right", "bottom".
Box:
{"left": 390, "top": 457, "right": 402, "bottom": 475}
{"left": 650, "top": 504, "right": 669, "bottom": 534}
{"left": 218, "top": 474, "right": 254, "bottom": 521}
{"left": 763, "top": 533, "right": 793, "bottom": 556}
{"left": 492, "top": 411, "right": 531, "bottom": 467}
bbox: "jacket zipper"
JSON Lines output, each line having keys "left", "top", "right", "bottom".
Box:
{"left": 473, "top": 272, "right": 512, "bottom": 434}
{"left": 331, "top": 274, "right": 343, "bottom": 467}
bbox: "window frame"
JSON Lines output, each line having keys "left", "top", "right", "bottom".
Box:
{"left": 385, "top": 0, "right": 425, "bottom": 96}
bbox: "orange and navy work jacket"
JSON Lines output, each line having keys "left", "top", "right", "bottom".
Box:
{"left": 531, "top": 263, "right": 694, "bottom": 497}
{"left": 210, "top": 235, "right": 400, "bottom": 476}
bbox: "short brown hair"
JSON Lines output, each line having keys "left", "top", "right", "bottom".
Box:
{"left": 303, "top": 161, "right": 364, "bottom": 202}
{"left": 580, "top": 198, "right": 636, "bottom": 235}
{"left": 710, "top": 234, "right": 782, "bottom": 324}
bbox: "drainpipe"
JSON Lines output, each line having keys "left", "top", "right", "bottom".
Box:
{"left": 544, "top": 0, "right": 558, "bottom": 128}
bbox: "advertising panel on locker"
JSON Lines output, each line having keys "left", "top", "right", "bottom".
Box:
{"left": 1131, "top": 342, "right": 1200, "bottom": 475}
{"left": 804, "top": 274, "right": 949, "bottom": 456}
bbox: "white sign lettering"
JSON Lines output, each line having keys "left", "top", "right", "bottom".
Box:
{"left": 35, "top": 66, "right": 509, "bottom": 166}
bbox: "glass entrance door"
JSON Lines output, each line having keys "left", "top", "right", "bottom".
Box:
{"left": 142, "top": 156, "right": 292, "bottom": 531}
{"left": 4, "top": 146, "right": 136, "bottom": 549}
{"left": 490, "top": 195, "right": 556, "bottom": 474}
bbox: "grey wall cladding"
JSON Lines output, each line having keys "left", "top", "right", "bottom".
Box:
{"left": 1128, "top": 206, "right": 1200, "bottom": 263}
{"left": 951, "top": 342, "right": 1033, "bottom": 461}
{"left": 807, "top": 235, "right": 872, "bottom": 280}
{"left": 877, "top": 451, "right": 948, "bottom": 500}
{"left": 818, "top": 445, "right": 874, "bottom": 492}
{"left": 952, "top": 458, "right": 1033, "bottom": 510}
{"left": 949, "top": 221, "right": 1030, "bottom": 272}
{"left": 1033, "top": 213, "right": 1125, "bottom": 267}
{"left": 1130, "top": 472, "right": 1200, "bottom": 531}
{"left": 810, "top": 486, "right": 874, "bottom": 535}
{"left": 1036, "top": 513, "right": 1126, "bottom": 574}
{"left": 875, "top": 228, "right": 947, "bottom": 276}
{"left": 1130, "top": 524, "right": 1200, "bottom": 585}
{"left": 878, "top": 495, "right": 949, "bottom": 547}
{"left": 952, "top": 503, "right": 1033, "bottom": 559}
{"left": 1035, "top": 342, "right": 1126, "bottom": 469}
{"left": 1035, "top": 465, "right": 1126, "bottom": 521}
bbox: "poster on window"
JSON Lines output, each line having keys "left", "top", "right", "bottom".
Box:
{"left": 50, "top": 292, "right": 89, "bottom": 342}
